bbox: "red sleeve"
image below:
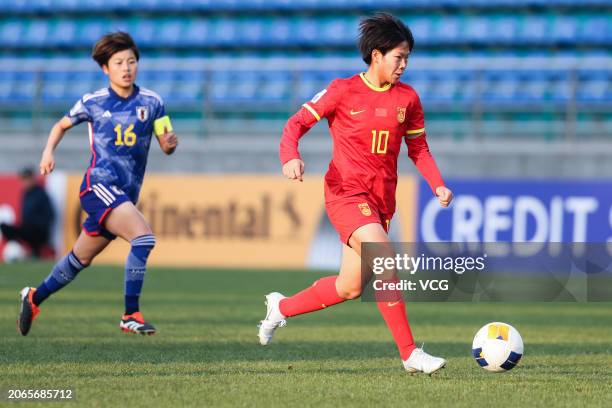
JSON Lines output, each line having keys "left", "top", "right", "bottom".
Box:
{"left": 279, "top": 80, "right": 343, "bottom": 165}
{"left": 404, "top": 91, "right": 445, "bottom": 194}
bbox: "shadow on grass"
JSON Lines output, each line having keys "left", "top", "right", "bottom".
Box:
{"left": 2, "top": 337, "right": 609, "bottom": 366}
{"left": 0, "top": 339, "right": 449, "bottom": 364}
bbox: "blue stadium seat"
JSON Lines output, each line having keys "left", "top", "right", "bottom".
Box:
{"left": 51, "top": 20, "right": 78, "bottom": 47}
{"left": 404, "top": 71, "right": 432, "bottom": 100}
{"left": 295, "top": 71, "right": 330, "bottom": 102}
{"left": 408, "top": 18, "right": 433, "bottom": 44}
{"left": 9, "top": 72, "right": 37, "bottom": 103}
{"left": 461, "top": 17, "right": 489, "bottom": 45}
{"left": 295, "top": 19, "right": 318, "bottom": 47}
{"left": 578, "top": 17, "right": 610, "bottom": 44}
{"left": 577, "top": 71, "right": 611, "bottom": 102}
{"left": 318, "top": 18, "right": 357, "bottom": 46}
{"left": 550, "top": 17, "right": 578, "bottom": 44}
{"left": 492, "top": 16, "right": 519, "bottom": 44}
{"left": 131, "top": 19, "right": 157, "bottom": 48}
{"left": 266, "top": 18, "right": 292, "bottom": 46}
{"left": 240, "top": 19, "right": 266, "bottom": 46}
{"left": 158, "top": 19, "right": 184, "bottom": 47}
{"left": 210, "top": 18, "right": 237, "bottom": 47}
{"left": 258, "top": 72, "right": 292, "bottom": 103}
{"left": 180, "top": 19, "right": 210, "bottom": 47}
{"left": 548, "top": 71, "right": 571, "bottom": 103}
{"left": 481, "top": 71, "right": 520, "bottom": 103}
{"left": 426, "top": 71, "right": 465, "bottom": 103}
{"left": 516, "top": 71, "right": 551, "bottom": 102}
{"left": 171, "top": 71, "right": 205, "bottom": 103}
{"left": 41, "top": 71, "right": 71, "bottom": 102}
{"left": 138, "top": 71, "right": 173, "bottom": 102}
{"left": 0, "top": 21, "right": 25, "bottom": 47}
{"left": 0, "top": 72, "right": 14, "bottom": 103}
{"left": 22, "top": 20, "right": 50, "bottom": 48}
{"left": 77, "top": 20, "right": 110, "bottom": 47}
{"left": 210, "top": 72, "right": 260, "bottom": 105}
{"left": 518, "top": 17, "right": 547, "bottom": 45}
{"left": 430, "top": 16, "right": 464, "bottom": 45}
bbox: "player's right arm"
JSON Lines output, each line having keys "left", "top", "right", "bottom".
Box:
{"left": 40, "top": 116, "right": 73, "bottom": 175}
{"left": 40, "top": 96, "right": 92, "bottom": 175}
{"left": 280, "top": 80, "right": 343, "bottom": 181}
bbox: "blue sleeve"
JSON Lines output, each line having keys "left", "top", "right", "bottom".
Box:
{"left": 155, "top": 99, "right": 166, "bottom": 120}
{"left": 65, "top": 98, "right": 92, "bottom": 126}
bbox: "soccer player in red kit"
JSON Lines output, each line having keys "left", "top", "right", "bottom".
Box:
{"left": 258, "top": 13, "right": 453, "bottom": 374}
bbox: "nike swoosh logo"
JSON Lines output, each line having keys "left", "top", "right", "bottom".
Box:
{"left": 350, "top": 109, "right": 366, "bottom": 115}
{"left": 387, "top": 301, "right": 401, "bottom": 307}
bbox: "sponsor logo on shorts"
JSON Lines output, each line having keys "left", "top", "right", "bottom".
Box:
{"left": 358, "top": 202, "right": 372, "bottom": 216}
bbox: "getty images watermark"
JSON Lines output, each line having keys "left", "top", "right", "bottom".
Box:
{"left": 361, "top": 242, "right": 612, "bottom": 302}
{"left": 371, "top": 252, "right": 487, "bottom": 292}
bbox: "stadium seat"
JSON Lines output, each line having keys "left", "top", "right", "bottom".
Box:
{"left": 577, "top": 71, "right": 611, "bottom": 102}
{"left": 51, "top": 19, "right": 78, "bottom": 47}
{"left": 77, "top": 20, "right": 110, "bottom": 47}
{"left": 8, "top": 72, "right": 37, "bottom": 103}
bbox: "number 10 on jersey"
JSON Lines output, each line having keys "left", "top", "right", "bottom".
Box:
{"left": 371, "top": 130, "right": 389, "bottom": 154}
{"left": 114, "top": 124, "right": 137, "bottom": 146}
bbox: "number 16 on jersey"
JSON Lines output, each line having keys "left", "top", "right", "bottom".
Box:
{"left": 114, "top": 124, "right": 137, "bottom": 146}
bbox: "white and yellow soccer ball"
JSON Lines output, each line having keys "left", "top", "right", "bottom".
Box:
{"left": 472, "top": 322, "right": 523, "bottom": 372}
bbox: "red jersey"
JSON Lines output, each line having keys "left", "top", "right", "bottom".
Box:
{"left": 280, "top": 73, "right": 444, "bottom": 215}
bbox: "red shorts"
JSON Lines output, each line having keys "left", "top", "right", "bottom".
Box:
{"left": 325, "top": 194, "right": 392, "bottom": 244}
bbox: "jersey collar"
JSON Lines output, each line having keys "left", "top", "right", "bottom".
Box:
{"left": 359, "top": 73, "right": 392, "bottom": 92}
{"left": 108, "top": 84, "right": 140, "bottom": 101}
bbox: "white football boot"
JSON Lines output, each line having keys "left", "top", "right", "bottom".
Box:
{"left": 257, "top": 292, "right": 287, "bottom": 345}
{"left": 403, "top": 346, "right": 446, "bottom": 375}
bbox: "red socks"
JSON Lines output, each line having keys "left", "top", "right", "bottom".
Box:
{"left": 377, "top": 299, "right": 416, "bottom": 360}
{"left": 278, "top": 275, "right": 416, "bottom": 360}
{"left": 279, "top": 276, "right": 346, "bottom": 317}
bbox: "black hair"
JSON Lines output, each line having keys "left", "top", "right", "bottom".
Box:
{"left": 358, "top": 12, "right": 414, "bottom": 65}
{"left": 92, "top": 32, "right": 140, "bottom": 67}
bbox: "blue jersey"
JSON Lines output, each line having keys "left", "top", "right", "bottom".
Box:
{"left": 66, "top": 85, "right": 165, "bottom": 203}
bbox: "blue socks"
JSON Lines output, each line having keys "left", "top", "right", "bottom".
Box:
{"left": 31, "top": 234, "right": 156, "bottom": 314}
{"left": 124, "top": 234, "right": 156, "bottom": 315}
{"left": 33, "top": 251, "right": 86, "bottom": 306}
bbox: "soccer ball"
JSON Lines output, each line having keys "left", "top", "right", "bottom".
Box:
{"left": 3, "top": 241, "right": 27, "bottom": 263}
{"left": 472, "top": 322, "right": 523, "bottom": 372}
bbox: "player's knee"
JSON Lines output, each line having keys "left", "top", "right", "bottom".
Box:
{"left": 78, "top": 258, "right": 92, "bottom": 267}
{"left": 131, "top": 234, "right": 156, "bottom": 257}
{"left": 75, "top": 253, "right": 93, "bottom": 267}
{"left": 337, "top": 285, "right": 362, "bottom": 300}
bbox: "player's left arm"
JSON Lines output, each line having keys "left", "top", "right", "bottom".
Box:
{"left": 156, "top": 127, "right": 178, "bottom": 155}
{"left": 152, "top": 99, "right": 178, "bottom": 155}
{"left": 404, "top": 92, "right": 453, "bottom": 208}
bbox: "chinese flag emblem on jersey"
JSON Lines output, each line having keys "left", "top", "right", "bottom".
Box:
{"left": 397, "top": 107, "right": 406, "bottom": 124}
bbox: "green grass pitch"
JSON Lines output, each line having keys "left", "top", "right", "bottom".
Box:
{"left": 1, "top": 262, "right": 611, "bottom": 407}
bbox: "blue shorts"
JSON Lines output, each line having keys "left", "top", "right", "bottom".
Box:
{"left": 80, "top": 182, "right": 130, "bottom": 240}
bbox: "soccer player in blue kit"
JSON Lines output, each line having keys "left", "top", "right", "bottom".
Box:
{"left": 17, "top": 32, "right": 178, "bottom": 336}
